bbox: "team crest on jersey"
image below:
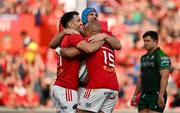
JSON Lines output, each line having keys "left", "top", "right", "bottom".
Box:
{"left": 85, "top": 102, "right": 91, "bottom": 107}
{"left": 150, "top": 55, "right": 154, "bottom": 59}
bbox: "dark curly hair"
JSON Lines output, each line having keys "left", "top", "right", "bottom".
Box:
{"left": 60, "top": 11, "right": 79, "bottom": 28}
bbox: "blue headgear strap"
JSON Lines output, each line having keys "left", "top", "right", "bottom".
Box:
{"left": 81, "top": 8, "right": 98, "bottom": 25}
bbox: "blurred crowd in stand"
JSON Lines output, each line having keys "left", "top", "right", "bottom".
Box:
{"left": 0, "top": 0, "right": 180, "bottom": 110}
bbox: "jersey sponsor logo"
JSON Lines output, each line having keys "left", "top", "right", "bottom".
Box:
{"left": 160, "top": 60, "right": 170, "bottom": 67}
{"left": 85, "top": 102, "right": 91, "bottom": 107}
{"left": 141, "top": 62, "right": 155, "bottom": 67}
{"left": 103, "top": 65, "right": 115, "bottom": 72}
{"left": 160, "top": 56, "right": 169, "bottom": 60}
{"left": 160, "top": 56, "right": 170, "bottom": 67}
{"left": 60, "top": 106, "right": 67, "bottom": 110}
{"left": 104, "top": 92, "right": 116, "bottom": 99}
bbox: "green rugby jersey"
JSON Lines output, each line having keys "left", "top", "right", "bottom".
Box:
{"left": 140, "top": 47, "right": 171, "bottom": 92}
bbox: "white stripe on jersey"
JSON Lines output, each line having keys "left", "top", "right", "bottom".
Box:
{"left": 59, "top": 55, "right": 62, "bottom": 66}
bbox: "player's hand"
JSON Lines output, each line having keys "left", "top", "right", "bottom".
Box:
{"left": 88, "top": 33, "right": 107, "bottom": 42}
{"left": 130, "top": 95, "right": 138, "bottom": 106}
{"left": 130, "top": 93, "right": 141, "bottom": 106}
{"left": 63, "top": 28, "right": 80, "bottom": 35}
{"left": 158, "top": 95, "right": 165, "bottom": 109}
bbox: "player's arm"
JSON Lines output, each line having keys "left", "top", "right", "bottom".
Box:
{"left": 49, "top": 29, "right": 80, "bottom": 49}
{"left": 159, "top": 69, "right": 169, "bottom": 96}
{"left": 49, "top": 32, "right": 65, "bottom": 49}
{"left": 133, "top": 73, "right": 142, "bottom": 96}
{"left": 88, "top": 33, "right": 121, "bottom": 50}
{"left": 158, "top": 55, "right": 171, "bottom": 108}
{"left": 56, "top": 40, "right": 104, "bottom": 58}
{"left": 56, "top": 47, "right": 81, "bottom": 58}
{"left": 76, "top": 40, "right": 105, "bottom": 53}
{"left": 158, "top": 68, "right": 169, "bottom": 108}
{"left": 131, "top": 72, "right": 142, "bottom": 106}
{"left": 104, "top": 35, "right": 121, "bottom": 50}
{"left": 158, "top": 55, "right": 171, "bottom": 97}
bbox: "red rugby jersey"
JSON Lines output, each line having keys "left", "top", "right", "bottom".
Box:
{"left": 54, "top": 34, "right": 83, "bottom": 90}
{"left": 85, "top": 31, "right": 119, "bottom": 91}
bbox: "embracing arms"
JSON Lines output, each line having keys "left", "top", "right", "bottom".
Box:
{"left": 49, "top": 29, "right": 80, "bottom": 49}
{"left": 88, "top": 33, "right": 121, "bottom": 50}
{"left": 57, "top": 40, "right": 105, "bottom": 58}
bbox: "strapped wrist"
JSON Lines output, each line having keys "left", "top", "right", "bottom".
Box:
{"left": 55, "top": 47, "right": 61, "bottom": 55}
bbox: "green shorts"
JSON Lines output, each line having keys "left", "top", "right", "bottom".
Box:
{"left": 138, "top": 92, "right": 167, "bottom": 113}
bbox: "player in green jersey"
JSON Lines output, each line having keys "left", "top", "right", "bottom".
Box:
{"left": 131, "top": 31, "right": 171, "bottom": 113}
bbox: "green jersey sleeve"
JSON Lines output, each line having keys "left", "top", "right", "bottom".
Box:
{"left": 157, "top": 52, "right": 171, "bottom": 70}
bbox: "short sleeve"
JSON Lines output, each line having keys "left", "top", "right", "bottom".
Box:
{"left": 157, "top": 54, "right": 171, "bottom": 70}
{"left": 68, "top": 34, "right": 84, "bottom": 46}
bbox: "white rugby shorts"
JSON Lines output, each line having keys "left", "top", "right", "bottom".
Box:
{"left": 78, "top": 88, "right": 118, "bottom": 113}
{"left": 51, "top": 85, "right": 78, "bottom": 113}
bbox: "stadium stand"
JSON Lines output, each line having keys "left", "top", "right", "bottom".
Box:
{"left": 0, "top": 0, "right": 179, "bottom": 112}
